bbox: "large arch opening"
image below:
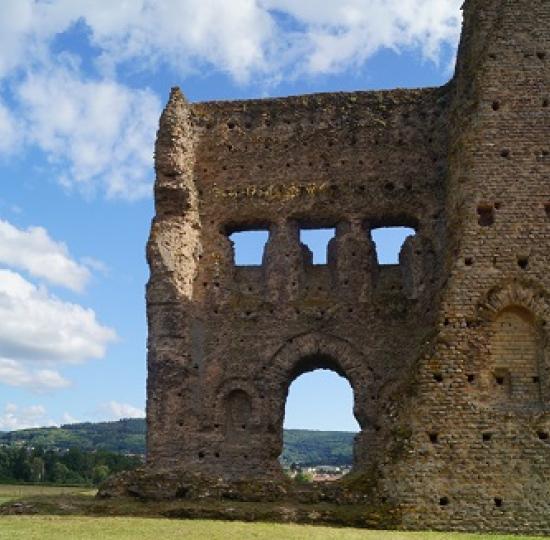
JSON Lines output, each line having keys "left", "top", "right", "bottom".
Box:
{"left": 280, "top": 355, "right": 360, "bottom": 482}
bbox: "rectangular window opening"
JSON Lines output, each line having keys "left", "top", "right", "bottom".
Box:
{"left": 370, "top": 226, "right": 416, "bottom": 265}
{"left": 300, "top": 228, "right": 336, "bottom": 265}
{"left": 229, "top": 230, "right": 269, "bottom": 266}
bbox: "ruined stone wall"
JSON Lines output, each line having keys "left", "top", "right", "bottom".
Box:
{"left": 384, "top": 0, "right": 550, "bottom": 531}
{"left": 147, "top": 85, "right": 450, "bottom": 476}
{"left": 143, "top": 0, "right": 549, "bottom": 532}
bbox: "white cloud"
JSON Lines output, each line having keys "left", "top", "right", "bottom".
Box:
{"left": 0, "top": 269, "right": 116, "bottom": 366}
{"left": 16, "top": 64, "right": 160, "bottom": 200}
{"left": 0, "top": 219, "right": 90, "bottom": 292}
{"left": 0, "top": 1, "right": 33, "bottom": 80}
{"left": 0, "top": 402, "right": 48, "bottom": 430}
{"left": 0, "top": 220, "right": 115, "bottom": 393}
{"left": 0, "top": 1, "right": 464, "bottom": 83}
{"left": 262, "top": 0, "right": 462, "bottom": 74}
{"left": 99, "top": 400, "right": 144, "bottom": 420}
{"left": 58, "top": 0, "right": 461, "bottom": 80}
{"left": 0, "top": 358, "right": 70, "bottom": 392}
{"left": 81, "top": 256, "right": 109, "bottom": 276}
{"left": 71, "top": 0, "right": 275, "bottom": 83}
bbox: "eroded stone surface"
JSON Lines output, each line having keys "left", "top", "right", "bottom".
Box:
{"left": 105, "top": 0, "right": 550, "bottom": 533}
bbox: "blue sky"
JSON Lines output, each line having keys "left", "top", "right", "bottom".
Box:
{"left": 0, "top": 0, "right": 462, "bottom": 432}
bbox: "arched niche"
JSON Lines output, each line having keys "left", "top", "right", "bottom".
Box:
{"left": 213, "top": 377, "right": 262, "bottom": 443}
{"left": 489, "top": 306, "right": 542, "bottom": 405}
{"left": 478, "top": 281, "right": 549, "bottom": 406}
{"left": 224, "top": 389, "right": 253, "bottom": 440}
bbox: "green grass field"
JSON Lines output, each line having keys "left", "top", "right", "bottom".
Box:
{"left": 0, "top": 483, "right": 95, "bottom": 505}
{"left": 0, "top": 516, "right": 546, "bottom": 540}
{"left": 0, "top": 484, "right": 546, "bottom": 539}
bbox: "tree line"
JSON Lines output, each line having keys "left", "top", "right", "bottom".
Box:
{"left": 0, "top": 445, "right": 142, "bottom": 485}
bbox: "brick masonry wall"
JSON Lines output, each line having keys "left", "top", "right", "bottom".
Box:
{"left": 142, "top": 0, "right": 549, "bottom": 532}
{"left": 386, "top": 0, "right": 550, "bottom": 531}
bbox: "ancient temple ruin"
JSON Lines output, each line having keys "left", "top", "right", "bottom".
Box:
{"left": 106, "top": 0, "right": 550, "bottom": 532}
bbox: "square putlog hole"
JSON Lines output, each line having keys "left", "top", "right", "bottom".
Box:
{"left": 477, "top": 205, "right": 495, "bottom": 226}
{"left": 517, "top": 256, "right": 529, "bottom": 270}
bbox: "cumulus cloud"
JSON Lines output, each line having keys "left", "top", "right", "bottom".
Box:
{"left": 24, "top": 0, "right": 461, "bottom": 81}
{"left": 263, "top": 0, "right": 463, "bottom": 74}
{"left": 0, "top": 269, "right": 116, "bottom": 365}
{"left": 81, "top": 0, "right": 275, "bottom": 83}
{"left": 0, "top": 269, "right": 116, "bottom": 391}
{"left": 0, "top": 403, "right": 49, "bottom": 431}
{"left": 17, "top": 64, "right": 160, "bottom": 200}
{"left": 99, "top": 401, "right": 145, "bottom": 420}
{"left": 0, "top": 0, "right": 275, "bottom": 83}
{"left": 0, "top": 219, "right": 115, "bottom": 393}
{"left": 0, "top": 0, "right": 462, "bottom": 198}
{"left": 0, "top": 219, "right": 90, "bottom": 292}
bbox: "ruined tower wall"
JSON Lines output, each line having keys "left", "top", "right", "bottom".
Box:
{"left": 140, "top": 0, "right": 550, "bottom": 532}
{"left": 384, "top": 0, "right": 550, "bottom": 531}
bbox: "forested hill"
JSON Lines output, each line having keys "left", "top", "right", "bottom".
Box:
{"left": 0, "top": 419, "right": 356, "bottom": 466}
{"left": 281, "top": 429, "right": 356, "bottom": 466}
{"left": 0, "top": 419, "right": 146, "bottom": 454}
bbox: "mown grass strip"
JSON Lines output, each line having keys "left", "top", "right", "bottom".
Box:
{"left": 0, "top": 517, "right": 546, "bottom": 540}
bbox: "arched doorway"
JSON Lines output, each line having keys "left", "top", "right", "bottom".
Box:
{"left": 281, "top": 362, "right": 359, "bottom": 481}
{"left": 263, "top": 333, "right": 376, "bottom": 477}
{"left": 275, "top": 351, "right": 365, "bottom": 482}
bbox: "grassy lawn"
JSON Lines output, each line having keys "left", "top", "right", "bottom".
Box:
{"left": 0, "top": 483, "right": 95, "bottom": 501}
{"left": 0, "top": 516, "right": 546, "bottom": 540}
{"left": 0, "top": 484, "right": 546, "bottom": 539}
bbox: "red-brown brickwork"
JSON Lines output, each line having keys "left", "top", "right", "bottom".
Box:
{"left": 100, "top": 0, "right": 550, "bottom": 533}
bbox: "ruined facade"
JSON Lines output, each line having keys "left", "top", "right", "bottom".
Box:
{"left": 126, "top": 0, "right": 549, "bottom": 532}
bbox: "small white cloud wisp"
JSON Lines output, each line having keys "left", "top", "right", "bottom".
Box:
{"left": 99, "top": 400, "right": 145, "bottom": 420}
{"left": 0, "top": 359, "right": 70, "bottom": 391}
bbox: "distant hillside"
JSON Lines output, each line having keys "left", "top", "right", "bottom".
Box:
{"left": 282, "top": 429, "right": 356, "bottom": 466}
{"left": 0, "top": 419, "right": 146, "bottom": 454}
{"left": 0, "top": 419, "right": 355, "bottom": 466}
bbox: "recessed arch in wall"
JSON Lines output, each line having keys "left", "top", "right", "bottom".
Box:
{"left": 489, "top": 306, "right": 542, "bottom": 405}
{"left": 477, "top": 281, "right": 550, "bottom": 407}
